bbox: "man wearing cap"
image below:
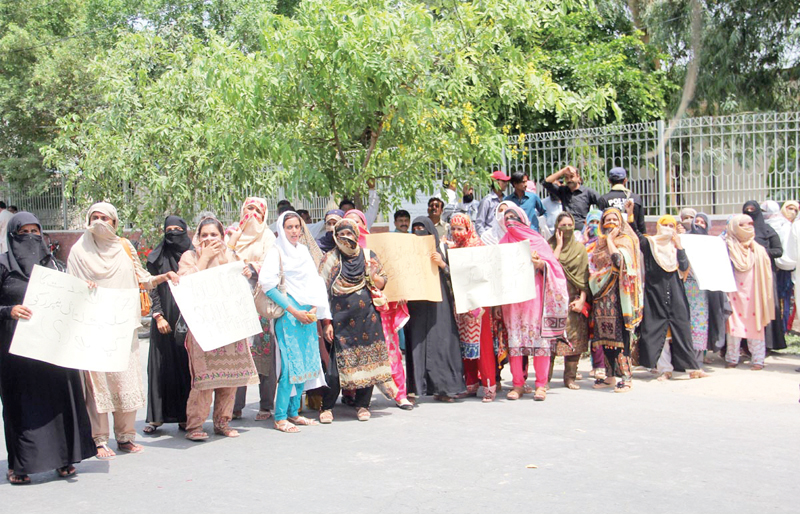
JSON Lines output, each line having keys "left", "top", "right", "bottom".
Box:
{"left": 543, "top": 165, "right": 601, "bottom": 230}
{"left": 475, "top": 170, "right": 511, "bottom": 236}
{"left": 597, "top": 167, "right": 646, "bottom": 233}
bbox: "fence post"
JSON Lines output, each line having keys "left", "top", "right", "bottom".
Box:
{"left": 61, "top": 174, "right": 68, "bottom": 230}
{"left": 501, "top": 145, "right": 507, "bottom": 174}
{"left": 657, "top": 119, "right": 667, "bottom": 215}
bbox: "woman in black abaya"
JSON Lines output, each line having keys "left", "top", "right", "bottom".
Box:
{"left": 404, "top": 217, "right": 465, "bottom": 402}
{"left": 144, "top": 216, "right": 194, "bottom": 433}
{"left": 0, "top": 212, "right": 95, "bottom": 484}
{"left": 742, "top": 201, "right": 786, "bottom": 351}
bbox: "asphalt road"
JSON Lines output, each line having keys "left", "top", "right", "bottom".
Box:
{"left": 2, "top": 342, "right": 799, "bottom": 513}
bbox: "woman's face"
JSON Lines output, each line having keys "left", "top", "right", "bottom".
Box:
{"left": 451, "top": 225, "right": 467, "bottom": 236}
{"left": 498, "top": 204, "right": 509, "bottom": 216}
{"left": 284, "top": 216, "right": 302, "bottom": 244}
{"left": 90, "top": 212, "right": 114, "bottom": 225}
{"left": 198, "top": 224, "right": 222, "bottom": 245}
{"left": 325, "top": 216, "right": 340, "bottom": 232}
{"left": 345, "top": 212, "right": 365, "bottom": 229}
{"left": 504, "top": 210, "right": 521, "bottom": 224}
{"left": 17, "top": 224, "right": 41, "bottom": 235}
{"left": 588, "top": 220, "right": 599, "bottom": 229}
{"left": 412, "top": 223, "right": 426, "bottom": 236}
{"left": 602, "top": 213, "right": 620, "bottom": 229}
{"left": 738, "top": 218, "right": 754, "bottom": 229}
{"left": 243, "top": 203, "right": 265, "bottom": 223}
{"left": 165, "top": 224, "right": 183, "bottom": 233}
{"left": 787, "top": 205, "right": 798, "bottom": 218}
{"left": 695, "top": 217, "right": 707, "bottom": 230}
{"left": 661, "top": 221, "right": 676, "bottom": 231}
{"left": 557, "top": 217, "right": 574, "bottom": 231}
{"left": 744, "top": 205, "right": 756, "bottom": 215}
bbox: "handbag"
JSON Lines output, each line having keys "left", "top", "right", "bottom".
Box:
{"left": 363, "top": 248, "right": 388, "bottom": 311}
{"left": 121, "top": 238, "right": 152, "bottom": 317}
{"left": 174, "top": 314, "right": 189, "bottom": 346}
{"left": 254, "top": 251, "right": 286, "bottom": 320}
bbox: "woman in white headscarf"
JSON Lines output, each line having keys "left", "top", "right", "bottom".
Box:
{"left": 480, "top": 200, "right": 514, "bottom": 246}
{"left": 228, "top": 197, "right": 278, "bottom": 422}
{"left": 259, "top": 212, "right": 330, "bottom": 432}
{"left": 67, "top": 202, "right": 179, "bottom": 460}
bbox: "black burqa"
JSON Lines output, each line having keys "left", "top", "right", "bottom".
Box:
{"left": 0, "top": 212, "right": 95, "bottom": 474}
{"left": 634, "top": 227, "right": 697, "bottom": 372}
{"left": 743, "top": 201, "right": 786, "bottom": 350}
{"left": 403, "top": 217, "right": 465, "bottom": 397}
{"left": 690, "top": 213, "right": 730, "bottom": 351}
{"left": 145, "top": 216, "right": 194, "bottom": 424}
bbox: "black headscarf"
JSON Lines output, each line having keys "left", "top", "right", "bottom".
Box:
{"left": 690, "top": 212, "right": 710, "bottom": 235}
{"left": 316, "top": 209, "right": 345, "bottom": 253}
{"left": 411, "top": 216, "right": 443, "bottom": 257}
{"left": 4, "top": 212, "right": 52, "bottom": 279}
{"left": 743, "top": 200, "right": 769, "bottom": 246}
{"left": 333, "top": 219, "right": 366, "bottom": 283}
{"left": 146, "top": 216, "right": 194, "bottom": 275}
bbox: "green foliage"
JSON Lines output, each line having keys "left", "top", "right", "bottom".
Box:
{"left": 36, "top": 0, "right": 676, "bottom": 228}
{"left": 643, "top": 0, "right": 800, "bottom": 114}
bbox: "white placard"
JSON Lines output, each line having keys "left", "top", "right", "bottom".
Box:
{"left": 448, "top": 241, "right": 537, "bottom": 313}
{"left": 10, "top": 265, "right": 140, "bottom": 372}
{"left": 169, "top": 261, "right": 262, "bottom": 351}
{"left": 680, "top": 234, "right": 737, "bottom": 292}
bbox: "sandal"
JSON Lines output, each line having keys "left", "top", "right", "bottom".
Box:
{"left": 396, "top": 398, "right": 414, "bottom": 410}
{"left": 56, "top": 465, "right": 76, "bottom": 478}
{"left": 288, "top": 416, "right": 319, "bottom": 426}
{"left": 231, "top": 410, "right": 243, "bottom": 420}
{"left": 117, "top": 441, "right": 144, "bottom": 454}
{"left": 689, "top": 370, "right": 710, "bottom": 379}
{"left": 657, "top": 372, "right": 673, "bottom": 382}
{"left": 533, "top": 387, "right": 547, "bottom": 401}
{"left": 594, "top": 369, "right": 607, "bottom": 380}
{"left": 7, "top": 469, "right": 30, "bottom": 485}
{"left": 593, "top": 378, "right": 615, "bottom": 389}
{"left": 506, "top": 387, "right": 524, "bottom": 400}
{"left": 274, "top": 420, "right": 300, "bottom": 433}
{"left": 575, "top": 372, "right": 584, "bottom": 380}
{"left": 185, "top": 431, "right": 209, "bottom": 441}
{"left": 523, "top": 385, "right": 534, "bottom": 394}
{"left": 319, "top": 410, "right": 334, "bottom": 424}
{"left": 750, "top": 364, "right": 764, "bottom": 371}
{"left": 434, "top": 395, "right": 455, "bottom": 403}
{"left": 565, "top": 380, "right": 581, "bottom": 390}
{"left": 725, "top": 362, "right": 737, "bottom": 369}
{"left": 255, "top": 409, "right": 272, "bottom": 421}
{"left": 95, "top": 443, "right": 116, "bottom": 460}
{"left": 356, "top": 408, "right": 371, "bottom": 421}
{"left": 142, "top": 424, "right": 159, "bottom": 435}
{"left": 614, "top": 381, "right": 632, "bottom": 393}
{"left": 213, "top": 423, "right": 240, "bottom": 437}
{"left": 457, "top": 384, "right": 479, "bottom": 399}
{"left": 482, "top": 385, "right": 497, "bottom": 403}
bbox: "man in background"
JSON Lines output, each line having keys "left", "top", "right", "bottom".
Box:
{"left": 475, "top": 171, "right": 510, "bottom": 236}
{"left": 597, "top": 167, "right": 646, "bottom": 234}
{"left": 394, "top": 209, "right": 411, "bottom": 233}
{"left": 0, "top": 201, "right": 14, "bottom": 253}
{"left": 544, "top": 165, "right": 601, "bottom": 230}
{"left": 427, "top": 197, "right": 448, "bottom": 239}
{"left": 503, "top": 172, "right": 545, "bottom": 232}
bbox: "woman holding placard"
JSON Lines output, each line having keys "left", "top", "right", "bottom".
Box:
{"left": 67, "top": 202, "right": 179, "bottom": 460}
{"left": 449, "top": 213, "right": 497, "bottom": 402}
{"left": 498, "top": 205, "right": 568, "bottom": 402}
{"left": 1, "top": 212, "right": 96, "bottom": 484}
{"left": 177, "top": 216, "right": 259, "bottom": 441}
{"left": 259, "top": 212, "right": 329, "bottom": 432}
{"left": 404, "top": 217, "right": 466, "bottom": 403}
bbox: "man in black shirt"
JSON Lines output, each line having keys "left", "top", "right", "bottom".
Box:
{"left": 543, "top": 165, "right": 601, "bottom": 230}
{"left": 597, "top": 167, "right": 646, "bottom": 234}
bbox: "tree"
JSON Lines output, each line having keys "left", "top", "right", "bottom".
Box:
{"left": 45, "top": 0, "right": 673, "bottom": 227}
{"left": 642, "top": 0, "right": 800, "bottom": 114}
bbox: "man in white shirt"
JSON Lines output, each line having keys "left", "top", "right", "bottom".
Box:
{"left": 0, "top": 201, "right": 15, "bottom": 253}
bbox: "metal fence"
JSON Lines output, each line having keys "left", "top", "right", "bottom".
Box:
{"left": 3, "top": 111, "right": 798, "bottom": 229}
{"left": 507, "top": 111, "right": 800, "bottom": 215}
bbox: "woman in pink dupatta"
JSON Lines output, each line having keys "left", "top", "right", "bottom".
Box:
{"left": 499, "top": 205, "right": 569, "bottom": 401}
{"left": 343, "top": 209, "right": 413, "bottom": 410}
